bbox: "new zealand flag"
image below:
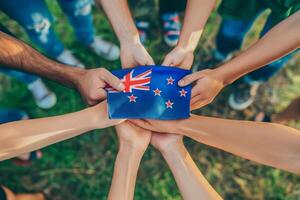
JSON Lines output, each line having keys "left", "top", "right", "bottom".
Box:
{"left": 106, "top": 65, "right": 191, "bottom": 120}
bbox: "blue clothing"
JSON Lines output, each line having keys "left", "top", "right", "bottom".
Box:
{"left": 0, "top": 109, "right": 27, "bottom": 124}
{"left": 0, "top": 0, "right": 95, "bottom": 58}
{"left": 215, "top": 12, "right": 297, "bottom": 83}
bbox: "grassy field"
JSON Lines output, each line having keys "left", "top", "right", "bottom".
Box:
{"left": 0, "top": 1, "right": 300, "bottom": 199}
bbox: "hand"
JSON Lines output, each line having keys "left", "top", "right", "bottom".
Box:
{"left": 129, "top": 119, "right": 179, "bottom": 135}
{"left": 76, "top": 68, "right": 125, "bottom": 105}
{"left": 151, "top": 132, "right": 183, "bottom": 154}
{"left": 90, "top": 101, "right": 125, "bottom": 129}
{"left": 162, "top": 46, "right": 194, "bottom": 69}
{"left": 120, "top": 41, "right": 154, "bottom": 69}
{"left": 179, "top": 69, "right": 224, "bottom": 109}
{"left": 116, "top": 122, "right": 151, "bottom": 153}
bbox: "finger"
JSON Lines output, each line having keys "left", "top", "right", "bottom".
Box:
{"left": 190, "top": 94, "right": 206, "bottom": 105}
{"left": 129, "top": 119, "right": 150, "bottom": 129}
{"left": 145, "top": 55, "right": 155, "bottom": 66}
{"left": 178, "top": 73, "right": 200, "bottom": 87}
{"left": 191, "top": 100, "right": 208, "bottom": 110}
{"left": 98, "top": 68, "right": 125, "bottom": 91}
{"left": 162, "top": 55, "right": 173, "bottom": 66}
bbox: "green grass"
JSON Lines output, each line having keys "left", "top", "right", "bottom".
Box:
{"left": 0, "top": 1, "right": 300, "bottom": 199}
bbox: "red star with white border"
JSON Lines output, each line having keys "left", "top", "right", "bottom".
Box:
{"left": 165, "top": 100, "right": 174, "bottom": 109}
{"left": 128, "top": 94, "right": 137, "bottom": 102}
{"left": 153, "top": 88, "right": 162, "bottom": 96}
{"left": 166, "top": 76, "right": 175, "bottom": 85}
{"left": 179, "top": 89, "right": 187, "bottom": 97}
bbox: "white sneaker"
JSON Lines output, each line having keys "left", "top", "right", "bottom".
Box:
{"left": 89, "top": 36, "right": 120, "bottom": 61}
{"left": 56, "top": 49, "right": 85, "bottom": 68}
{"left": 28, "top": 79, "right": 57, "bottom": 109}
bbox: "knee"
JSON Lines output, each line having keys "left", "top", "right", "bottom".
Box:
{"left": 74, "top": 0, "right": 93, "bottom": 16}
{"left": 27, "top": 13, "right": 52, "bottom": 44}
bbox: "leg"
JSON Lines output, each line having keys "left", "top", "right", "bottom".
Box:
{"left": 57, "top": 0, "right": 94, "bottom": 46}
{"left": 215, "top": 18, "right": 255, "bottom": 60}
{"left": 0, "top": 0, "right": 64, "bottom": 58}
{"left": 57, "top": 0, "right": 120, "bottom": 60}
{"left": 0, "top": 0, "right": 84, "bottom": 66}
{"left": 151, "top": 133, "right": 222, "bottom": 200}
{"left": 0, "top": 67, "right": 56, "bottom": 109}
{"left": 108, "top": 122, "right": 151, "bottom": 200}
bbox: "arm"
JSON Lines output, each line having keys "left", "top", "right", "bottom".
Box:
{"left": 0, "top": 31, "right": 125, "bottom": 105}
{"left": 108, "top": 122, "right": 151, "bottom": 200}
{"left": 0, "top": 101, "right": 122, "bottom": 161}
{"left": 98, "top": 0, "right": 154, "bottom": 68}
{"left": 151, "top": 133, "right": 222, "bottom": 200}
{"left": 131, "top": 115, "right": 300, "bottom": 174}
{"left": 179, "top": 11, "right": 300, "bottom": 109}
{"left": 162, "top": 0, "right": 216, "bottom": 68}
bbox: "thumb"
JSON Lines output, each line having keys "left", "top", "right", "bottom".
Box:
{"left": 99, "top": 68, "right": 125, "bottom": 91}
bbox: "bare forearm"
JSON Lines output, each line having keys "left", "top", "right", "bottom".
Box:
{"left": 214, "top": 11, "right": 300, "bottom": 85}
{"left": 162, "top": 142, "right": 222, "bottom": 200}
{"left": 178, "top": 0, "right": 216, "bottom": 51}
{"left": 99, "top": 0, "right": 140, "bottom": 45}
{"left": 0, "top": 103, "right": 113, "bottom": 161}
{"left": 108, "top": 144, "right": 144, "bottom": 200}
{"left": 0, "top": 31, "right": 84, "bottom": 87}
{"left": 177, "top": 115, "right": 300, "bottom": 174}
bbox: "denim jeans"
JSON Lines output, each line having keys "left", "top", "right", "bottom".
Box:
{"left": 215, "top": 13, "right": 297, "bottom": 84}
{"left": 0, "top": 109, "right": 27, "bottom": 124}
{"left": 0, "top": 0, "right": 95, "bottom": 58}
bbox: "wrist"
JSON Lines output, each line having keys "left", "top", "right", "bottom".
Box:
{"left": 69, "top": 67, "right": 87, "bottom": 88}
{"left": 161, "top": 141, "right": 187, "bottom": 162}
{"left": 119, "top": 141, "right": 146, "bottom": 157}
{"left": 119, "top": 32, "right": 141, "bottom": 46}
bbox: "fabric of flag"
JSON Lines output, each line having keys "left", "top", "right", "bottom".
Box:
{"left": 106, "top": 65, "right": 191, "bottom": 120}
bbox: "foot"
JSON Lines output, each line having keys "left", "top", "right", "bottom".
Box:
{"left": 28, "top": 79, "right": 57, "bottom": 109}
{"left": 89, "top": 36, "right": 120, "bottom": 61}
{"left": 136, "top": 20, "right": 150, "bottom": 44}
{"left": 161, "top": 12, "right": 181, "bottom": 47}
{"left": 56, "top": 49, "right": 85, "bottom": 68}
{"left": 228, "top": 83, "right": 260, "bottom": 111}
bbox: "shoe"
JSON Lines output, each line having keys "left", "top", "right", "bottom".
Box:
{"left": 28, "top": 79, "right": 57, "bottom": 109}
{"left": 161, "top": 12, "right": 181, "bottom": 47}
{"left": 89, "top": 36, "right": 120, "bottom": 61}
{"left": 228, "top": 83, "right": 260, "bottom": 111}
{"left": 136, "top": 20, "right": 150, "bottom": 44}
{"left": 56, "top": 49, "right": 85, "bottom": 68}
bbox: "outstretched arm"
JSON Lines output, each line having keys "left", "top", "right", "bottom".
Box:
{"left": 151, "top": 133, "right": 222, "bottom": 200}
{"left": 108, "top": 122, "right": 151, "bottom": 200}
{"left": 98, "top": 0, "right": 154, "bottom": 68}
{"left": 0, "top": 31, "right": 125, "bottom": 105}
{"left": 131, "top": 115, "right": 300, "bottom": 174}
{"left": 162, "top": 0, "right": 216, "bottom": 68}
{"left": 179, "top": 10, "right": 300, "bottom": 109}
{"left": 0, "top": 101, "right": 122, "bottom": 161}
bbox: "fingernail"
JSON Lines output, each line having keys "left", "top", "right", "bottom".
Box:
{"left": 178, "top": 80, "right": 184, "bottom": 86}
{"left": 118, "top": 83, "right": 125, "bottom": 90}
